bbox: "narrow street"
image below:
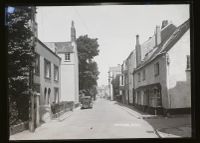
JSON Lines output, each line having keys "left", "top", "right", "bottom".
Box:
{"left": 10, "top": 98, "right": 158, "bottom": 140}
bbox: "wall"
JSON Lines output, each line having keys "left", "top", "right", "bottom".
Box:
{"left": 167, "top": 29, "right": 190, "bottom": 109}
{"left": 128, "top": 51, "right": 136, "bottom": 104}
{"left": 60, "top": 65, "right": 76, "bottom": 101}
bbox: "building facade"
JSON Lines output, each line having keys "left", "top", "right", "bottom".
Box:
{"left": 33, "top": 38, "right": 61, "bottom": 124}
{"left": 115, "top": 19, "right": 191, "bottom": 115}
{"left": 133, "top": 19, "right": 190, "bottom": 115}
{"left": 108, "top": 65, "right": 121, "bottom": 100}
{"left": 44, "top": 21, "right": 79, "bottom": 104}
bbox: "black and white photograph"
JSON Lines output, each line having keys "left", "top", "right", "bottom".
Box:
{"left": 6, "top": 4, "right": 192, "bottom": 140}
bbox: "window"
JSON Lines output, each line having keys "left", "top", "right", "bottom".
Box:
{"left": 54, "top": 88, "right": 59, "bottom": 103}
{"left": 44, "top": 59, "right": 51, "bottom": 79}
{"left": 142, "top": 69, "right": 145, "bottom": 81}
{"left": 154, "top": 62, "right": 159, "bottom": 76}
{"left": 44, "top": 88, "right": 47, "bottom": 104}
{"left": 65, "top": 53, "right": 70, "bottom": 61}
{"left": 153, "top": 88, "right": 162, "bottom": 107}
{"left": 33, "top": 53, "right": 40, "bottom": 76}
{"left": 138, "top": 72, "right": 141, "bottom": 82}
{"left": 48, "top": 88, "right": 51, "bottom": 104}
{"left": 186, "top": 55, "right": 190, "bottom": 70}
{"left": 54, "top": 65, "right": 59, "bottom": 81}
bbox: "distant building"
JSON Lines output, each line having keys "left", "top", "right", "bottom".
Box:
{"left": 133, "top": 19, "right": 190, "bottom": 115}
{"left": 122, "top": 50, "right": 136, "bottom": 105}
{"left": 44, "top": 21, "right": 79, "bottom": 104}
{"left": 97, "top": 85, "right": 109, "bottom": 99}
{"left": 108, "top": 65, "right": 121, "bottom": 100}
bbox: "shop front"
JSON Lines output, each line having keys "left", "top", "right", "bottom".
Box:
{"left": 135, "top": 83, "right": 163, "bottom": 115}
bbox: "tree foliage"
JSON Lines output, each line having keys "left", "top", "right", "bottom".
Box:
{"left": 77, "top": 35, "right": 99, "bottom": 100}
{"left": 7, "top": 6, "right": 36, "bottom": 125}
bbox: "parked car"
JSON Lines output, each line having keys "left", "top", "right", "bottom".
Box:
{"left": 80, "top": 96, "right": 93, "bottom": 109}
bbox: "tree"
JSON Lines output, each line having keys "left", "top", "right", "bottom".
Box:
{"left": 7, "top": 6, "right": 36, "bottom": 125}
{"left": 77, "top": 35, "right": 99, "bottom": 100}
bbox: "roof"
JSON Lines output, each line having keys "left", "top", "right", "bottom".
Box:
{"left": 160, "top": 19, "right": 190, "bottom": 53}
{"left": 35, "top": 38, "right": 61, "bottom": 61}
{"left": 134, "top": 19, "right": 190, "bottom": 72}
{"left": 55, "top": 42, "right": 74, "bottom": 53}
{"left": 44, "top": 42, "right": 74, "bottom": 53}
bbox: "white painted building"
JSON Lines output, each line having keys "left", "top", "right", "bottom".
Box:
{"left": 133, "top": 19, "right": 190, "bottom": 115}
{"left": 108, "top": 65, "right": 121, "bottom": 100}
{"left": 44, "top": 21, "right": 79, "bottom": 104}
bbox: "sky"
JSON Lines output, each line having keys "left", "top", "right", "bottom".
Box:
{"left": 36, "top": 4, "right": 189, "bottom": 87}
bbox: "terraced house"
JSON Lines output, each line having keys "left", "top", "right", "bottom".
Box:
{"left": 34, "top": 38, "right": 61, "bottom": 124}
{"left": 133, "top": 19, "right": 190, "bottom": 115}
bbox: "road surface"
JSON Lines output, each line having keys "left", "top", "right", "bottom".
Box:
{"left": 10, "top": 98, "right": 158, "bottom": 140}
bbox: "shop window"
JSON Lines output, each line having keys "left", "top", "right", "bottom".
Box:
{"left": 153, "top": 88, "right": 162, "bottom": 107}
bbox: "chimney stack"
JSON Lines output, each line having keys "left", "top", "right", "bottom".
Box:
{"left": 135, "top": 34, "right": 141, "bottom": 67}
{"left": 155, "top": 25, "right": 161, "bottom": 46}
{"left": 71, "top": 20, "right": 76, "bottom": 42}
{"left": 161, "top": 20, "right": 168, "bottom": 29}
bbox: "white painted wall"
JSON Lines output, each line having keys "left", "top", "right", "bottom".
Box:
{"left": 60, "top": 65, "right": 76, "bottom": 101}
{"left": 57, "top": 42, "right": 79, "bottom": 103}
{"left": 167, "top": 29, "right": 190, "bottom": 108}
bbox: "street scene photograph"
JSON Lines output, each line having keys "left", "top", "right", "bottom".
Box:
{"left": 7, "top": 4, "right": 191, "bottom": 140}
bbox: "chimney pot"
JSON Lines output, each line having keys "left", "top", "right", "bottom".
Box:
{"left": 161, "top": 20, "right": 168, "bottom": 29}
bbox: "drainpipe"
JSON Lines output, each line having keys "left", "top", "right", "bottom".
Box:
{"left": 166, "top": 53, "right": 171, "bottom": 115}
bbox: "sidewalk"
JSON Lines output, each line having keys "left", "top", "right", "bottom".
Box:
{"left": 115, "top": 102, "right": 163, "bottom": 119}
{"left": 115, "top": 101, "right": 191, "bottom": 138}
{"left": 10, "top": 110, "right": 74, "bottom": 140}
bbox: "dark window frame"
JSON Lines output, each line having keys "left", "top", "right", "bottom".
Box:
{"left": 54, "top": 87, "right": 59, "bottom": 103}
{"left": 33, "top": 53, "right": 40, "bottom": 76}
{"left": 44, "top": 58, "right": 51, "bottom": 79}
{"left": 138, "top": 72, "right": 141, "bottom": 82}
{"left": 142, "top": 69, "right": 145, "bottom": 81}
{"left": 65, "top": 52, "right": 71, "bottom": 61}
{"left": 186, "top": 55, "right": 190, "bottom": 70}
{"left": 54, "top": 65, "right": 59, "bottom": 81}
